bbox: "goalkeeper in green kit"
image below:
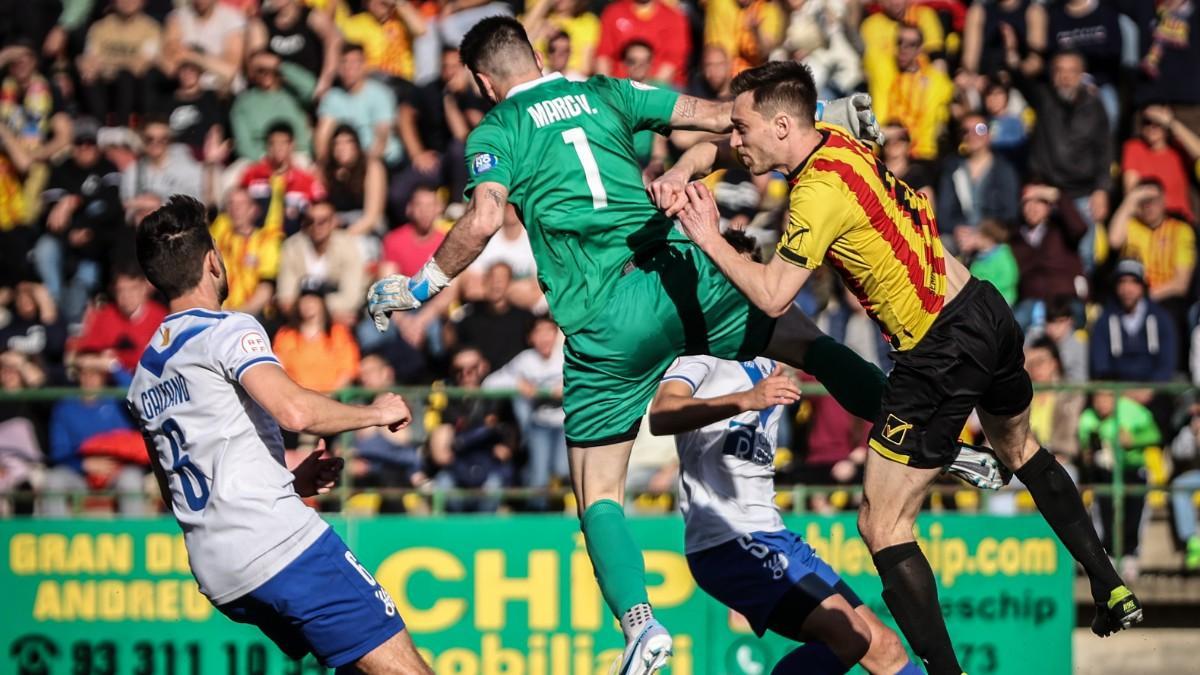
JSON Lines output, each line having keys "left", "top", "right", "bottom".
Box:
{"left": 367, "top": 16, "right": 1004, "bottom": 675}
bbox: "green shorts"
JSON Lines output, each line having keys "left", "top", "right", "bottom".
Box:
{"left": 562, "top": 242, "right": 774, "bottom": 446}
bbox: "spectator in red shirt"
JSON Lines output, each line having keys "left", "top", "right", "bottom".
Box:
{"left": 380, "top": 186, "right": 446, "bottom": 279}
{"left": 68, "top": 268, "right": 168, "bottom": 374}
{"left": 239, "top": 121, "right": 326, "bottom": 236}
{"left": 594, "top": 0, "right": 690, "bottom": 87}
{"left": 1122, "top": 105, "right": 1196, "bottom": 222}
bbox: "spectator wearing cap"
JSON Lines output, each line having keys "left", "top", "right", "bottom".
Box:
{"left": 393, "top": 47, "right": 484, "bottom": 213}
{"left": 1123, "top": 105, "right": 1200, "bottom": 224}
{"left": 937, "top": 113, "right": 1020, "bottom": 243}
{"left": 68, "top": 268, "right": 168, "bottom": 375}
{"left": 1024, "top": 50, "right": 1112, "bottom": 269}
{"left": 276, "top": 200, "right": 367, "bottom": 325}
{"left": 210, "top": 187, "right": 282, "bottom": 316}
{"left": 120, "top": 118, "right": 206, "bottom": 216}
{"left": 32, "top": 118, "right": 123, "bottom": 325}
{"left": 336, "top": 0, "right": 427, "bottom": 85}
{"left": 239, "top": 121, "right": 325, "bottom": 236}
{"left": 160, "top": 0, "right": 247, "bottom": 94}
{"left": 230, "top": 50, "right": 315, "bottom": 163}
{"left": 77, "top": 0, "right": 162, "bottom": 126}
{"left": 247, "top": 0, "right": 343, "bottom": 100}
{"left": 1090, "top": 259, "right": 1179, "bottom": 388}
{"left": 594, "top": 0, "right": 691, "bottom": 87}
{"left": 272, "top": 279, "right": 360, "bottom": 393}
{"left": 867, "top": 23, "right": 954, "bottom": 165}
{"left": 1009, "top": 183, "right": 1088, "bottom": 330}
{"left": 41, "top": 351, "right": 145, "bottom": 517}
{"left": 1108, "top": 178, "right": 1196, "bottom": 341}
{"left": 315, "top": 44, "right": 402, "bottom": 168}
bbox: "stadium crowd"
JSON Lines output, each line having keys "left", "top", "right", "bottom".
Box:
{"left": 0, "top": 0, "right": 1198, "bottom": 570}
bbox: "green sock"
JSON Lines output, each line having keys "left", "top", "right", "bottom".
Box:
{"left": 802, "top": 336, "right": 887, "bottom": 421}
{"left": 582, "top": 499, "right": 649, "bottom": 618}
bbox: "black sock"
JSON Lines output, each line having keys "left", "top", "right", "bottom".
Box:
{"left": 1016, "top": 447, "right": 1123, "bottom": 603}
{"left": 873, "top": 542, "right": 961, "bottom": 675}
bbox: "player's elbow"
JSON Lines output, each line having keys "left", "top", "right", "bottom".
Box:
{"left": 763, "top": 298, "right": 792, "bottom": 319}
{"left": 274, "top": 401, "right": 312, "bottom": 433}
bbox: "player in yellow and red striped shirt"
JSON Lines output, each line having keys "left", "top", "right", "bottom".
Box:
{"left": 653, "top": 60, "right": 1141, "bottom": 675}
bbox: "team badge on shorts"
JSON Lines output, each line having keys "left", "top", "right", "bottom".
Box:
{"left": 882, "top": 414, "right": 913, "bottom": 446}
{"left": 471, "top": 153, "right": 498, "bottom": 176}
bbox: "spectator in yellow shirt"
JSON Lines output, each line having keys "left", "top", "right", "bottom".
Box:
{"left": 704, "top": 0, "right": 786, "bottom": 74}
{"left": 338, "top": 0, "right": 427, "bottom": 83}
{"left": 210, "top": 188, "right": 282, "bottom": 316}
{"left": 1108, "top": 179, "right": 1197, "bottom": 314}
{"left": 860, "top": 0, "right": 945, "bottom": 74}
{"left": 867, "top": 23, "right": 954, "bottom": 163}
{"left": 524, "top": 0, "right": 600, "bottom": 78}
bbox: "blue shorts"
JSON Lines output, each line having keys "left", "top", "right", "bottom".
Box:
{"left": 217, "top": 527, "right": 405, "bottom": 668}
{"left": 687, "top": 529, "right": 863, "bottom": 637}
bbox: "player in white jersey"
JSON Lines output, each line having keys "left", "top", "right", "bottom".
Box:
{"left": 650, "top": 354, "right": 924, "bottom": 675}
{"left": 647, "top": 232, "right": 923, "bottom": 675}
{"left": 125, "top": 196, "right": 432, "bottom": 674}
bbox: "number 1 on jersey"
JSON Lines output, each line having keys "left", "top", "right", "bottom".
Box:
{"left": 561, "top": 127, "right": 607, "bottom": 209}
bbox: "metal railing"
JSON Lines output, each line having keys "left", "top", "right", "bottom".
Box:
{"left": 2, "top": 380, "right": 1197, "bottom": 560}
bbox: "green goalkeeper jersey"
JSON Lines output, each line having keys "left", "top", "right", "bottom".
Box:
{"left": 464, "top": 73, "right": 684, "bottom": 335}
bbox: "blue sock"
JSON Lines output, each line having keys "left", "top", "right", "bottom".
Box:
{"left": 771, "top": 643, "right": 849, "bottom": 675}
{"left": 896, "top": 660, "right": 925, "bottom": 674}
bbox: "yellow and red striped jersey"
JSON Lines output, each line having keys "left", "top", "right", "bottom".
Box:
{"left": 778, "top": 123, "right": 946, "bottom": 350}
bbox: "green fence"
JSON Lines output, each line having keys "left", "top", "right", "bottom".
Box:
{"left": 0, "top": 514, "right": 1072, "bottom": 675}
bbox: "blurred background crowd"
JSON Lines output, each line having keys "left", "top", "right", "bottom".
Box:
{"left": 0, "top": 0, "right": 1199, "bottom": 575}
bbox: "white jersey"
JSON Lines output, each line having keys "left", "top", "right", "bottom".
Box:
{"left": 663, "top": 355, "right": 786, "bottom": 554}
{"left": 126, "top": 309, "right": 326, "bottom": 605}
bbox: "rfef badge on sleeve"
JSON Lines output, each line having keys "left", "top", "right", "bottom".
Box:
{"left": 471, "top": 153, "right": 498, "bottom": 177}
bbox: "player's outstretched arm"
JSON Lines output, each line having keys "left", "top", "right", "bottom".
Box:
{"left": 366, "top": 183, "right": 508, "bottom": 331}
{"left": 648, "top": 367, "right": 800, "bottom": 435}
{"left": 668, "top": 95, "right": 734, "bottom": 133}
{"left": 677, "top": 183, "right": 811, "bottom": 317}
{"left": 241, "top": 363, "right": 411, "bottom": 435}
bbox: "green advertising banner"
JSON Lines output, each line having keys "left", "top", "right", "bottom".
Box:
{"left": 1, "top": 515, "right": 1071, "bottom": 675}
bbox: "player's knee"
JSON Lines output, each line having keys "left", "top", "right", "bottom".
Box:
{"left": 865, "top": 623, "right": 907, "bottom": 667}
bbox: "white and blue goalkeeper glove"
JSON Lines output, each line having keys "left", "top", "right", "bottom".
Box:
{"left": 366, "top": 260, "right": 451, "bottom": 332}
{"left": 817, "top": 93, "right": 885, "bottom": 146}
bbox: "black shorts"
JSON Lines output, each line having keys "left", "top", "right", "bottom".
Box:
{"left": 868, "top": 278, "right": 1033, "bottom": 469}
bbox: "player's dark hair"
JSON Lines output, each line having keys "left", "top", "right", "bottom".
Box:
{"left": 722, "top": 230, "right": 762, "bottom": 262}
{"left": 136, "top": 195, "right": 214, "bottom": 301}
{"left": 460, "top": 16, "right": 537, "bottom": 80}
{"left": 730, "top": 61, "right": 818, "bottom": 124}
